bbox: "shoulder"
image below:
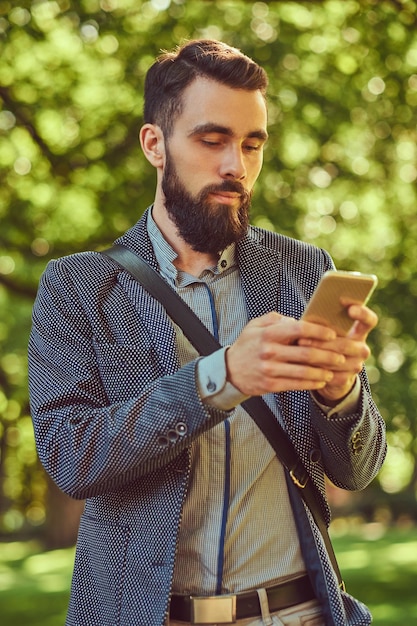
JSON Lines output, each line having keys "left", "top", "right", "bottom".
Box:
{"left": 245, "top": 225, "right": 333, "bottom": 268}
{"left": 41, "top": 250, "right": 117, "bottom": 285}
{"left": 35, "top": 251, "right": 123, "bottom": 313}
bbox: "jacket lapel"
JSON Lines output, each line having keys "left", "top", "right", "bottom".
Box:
{"left": 238, "top": 229, "right": 301, "bottom": 445}
{"left": 117, "top": 208, "right": 160, "bottom": 269}
{"left": 114, "top": 210, "right": 180, "bottom": 375}
{"left": 237, "top": 227, "right": 282, "bottom": 320}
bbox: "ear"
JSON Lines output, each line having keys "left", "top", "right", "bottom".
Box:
{"left": 139, "top": 124, "right": 165, "bottom": 168}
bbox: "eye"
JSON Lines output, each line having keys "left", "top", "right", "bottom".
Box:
{"left": 202, "top": 139, "right": 221, "bottom": 146}
{"left": 244, "top": 143, "right": 262, "bottom": 152}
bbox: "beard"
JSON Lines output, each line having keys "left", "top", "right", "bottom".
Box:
{"left": 161, "top": 152, "right": 252, "bottom": 256}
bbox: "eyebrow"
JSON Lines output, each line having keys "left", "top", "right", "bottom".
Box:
{"left": 188, "top": 123, "right": 268, "bottom": 142}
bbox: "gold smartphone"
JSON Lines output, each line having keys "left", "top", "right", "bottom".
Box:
{"left": 301, "top": 270, "right": 378, "bottom": 336}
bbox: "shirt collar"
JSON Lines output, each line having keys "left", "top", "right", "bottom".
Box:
{"left": 147, "top": 208, "right": 237, "bottom": 285}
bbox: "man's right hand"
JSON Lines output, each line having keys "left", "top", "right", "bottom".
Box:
{"left": 225, "top": 311, "right": 344, "bottom": 396}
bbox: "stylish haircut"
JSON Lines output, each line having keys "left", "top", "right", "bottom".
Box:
{"left": 143, "top": 39, "right": 268, "bottom": 136}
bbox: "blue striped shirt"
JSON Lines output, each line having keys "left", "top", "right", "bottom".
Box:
{"left": 147, "top": 211, "right": 306, "bottom": 595}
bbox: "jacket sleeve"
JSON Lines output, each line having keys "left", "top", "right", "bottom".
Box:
{"left": 275, "top": 239, "right": 386, "bottom": 496}
{"left": 28, "top": 256, "right": 228, "bottom": 500}
{"left": 309, "top": 372, "right": 387, "bottom": 491}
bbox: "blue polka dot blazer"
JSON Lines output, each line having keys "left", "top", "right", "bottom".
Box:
{"left": 28, "top": 209, "right": 386, "bottom": 626}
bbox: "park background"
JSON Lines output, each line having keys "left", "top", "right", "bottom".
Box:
{"left": 1, "top": 0, "right": 417, "bottom": 623}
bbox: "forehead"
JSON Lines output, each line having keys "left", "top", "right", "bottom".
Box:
{"left": 173, "top": 77, "right": 268, "bottom": 137}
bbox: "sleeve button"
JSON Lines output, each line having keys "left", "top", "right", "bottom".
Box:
{"left": 167, "top": 428, "right": 179, "bottom": 442}
{"left": 176, "top": 422, "right": 187, "bottom": 436}
{"left": 157, "top": 434, "right": 169, "bottom": 447}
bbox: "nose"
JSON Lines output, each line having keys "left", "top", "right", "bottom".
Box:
{"left": 219, "top": 145, "right": 246, "bottom": 180}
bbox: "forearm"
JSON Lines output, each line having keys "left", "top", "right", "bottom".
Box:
{"left": 197, "top": 347, "right": 386, "bottom": 493}
{"left": 29, "top": 342, "right": 227, "bottom": 499}
{"left": 310, "top": 372, "right": 386, "bottom": 490}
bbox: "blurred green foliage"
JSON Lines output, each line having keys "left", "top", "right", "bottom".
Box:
{"left": 1, "top": 0, "right": 417, "bottom": 541}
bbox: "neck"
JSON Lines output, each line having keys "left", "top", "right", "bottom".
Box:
{"left": 151, "top": 200, "right": 218, "bottom": 277}
{"left": 174, "top": 249, "right": 218, "bottom": 277}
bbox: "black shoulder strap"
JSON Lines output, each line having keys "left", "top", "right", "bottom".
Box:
{"left": 101, "top": 244, "right": 344, "bottom": 588}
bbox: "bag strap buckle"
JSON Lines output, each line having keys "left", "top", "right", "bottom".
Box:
{"left": 290, "top": 462, "right": 309, "bottom": 489}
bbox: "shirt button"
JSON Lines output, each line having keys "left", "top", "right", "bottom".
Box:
{"left": 220, "top": 259, "right": 227, "bottom": 268}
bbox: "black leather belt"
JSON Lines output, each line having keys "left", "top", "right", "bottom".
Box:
{"left": 170, "top": 575, "right": 315, "bottom": 623}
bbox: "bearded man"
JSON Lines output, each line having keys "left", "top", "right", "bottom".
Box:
{"left": 28, "top": 39, "right": 386, "bottom": 626}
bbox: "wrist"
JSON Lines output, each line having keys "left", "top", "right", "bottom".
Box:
{"left": 314, "top": 379, "right": 357, "bottom": 408}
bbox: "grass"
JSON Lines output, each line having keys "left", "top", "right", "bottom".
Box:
{"left": 0, "top": 525, "right": 416, "bottom": 625}
{"left": 0, "top": 540, "right": 72, "bottom": 626}
{"left": 331, "top": 523, "right": 417, "bottom": 625}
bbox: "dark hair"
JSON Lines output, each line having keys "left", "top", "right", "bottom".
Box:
{"left": 143, "top": 39, "right": 268, "bottom": 136}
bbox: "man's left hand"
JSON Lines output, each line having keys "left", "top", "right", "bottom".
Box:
{"left": 298, "top": 301, "right": 378, "bottom": 404}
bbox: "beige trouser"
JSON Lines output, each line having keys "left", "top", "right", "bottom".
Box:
{"left": 169, "top": 592, "right": 324, "bottom": 626}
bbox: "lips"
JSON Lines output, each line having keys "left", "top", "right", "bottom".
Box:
{"left": 210, "top": 191, "right": 241, "bottom": 204}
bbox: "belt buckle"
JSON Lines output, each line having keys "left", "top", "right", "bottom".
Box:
{"left": 190, "top": 594, "right": 237, "bottom": 624}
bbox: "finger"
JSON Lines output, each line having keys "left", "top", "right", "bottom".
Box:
{"left": 259, "top": 317, "right": 337, "bottom": 347}
{"left": 298, "top": 335, "right": 370, "bottom": 360}
{"left": 281, "top": 344, "right": 346, "bottom": 368}
{"left": 248, "top": 363, "right": 335, "bottom": 395}
{"left": 327, "top": 368, "right": 364, "bottom": 389}
{"left": 267, "top": 377, "right": 333, "bottom": 394}
{"left": 343, "top": 303, "right": 378, "bottom": 340}
{"left": 259, "top": 352, "right": 340, "bottom": 379}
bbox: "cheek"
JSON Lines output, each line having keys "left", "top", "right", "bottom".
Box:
{"left": 248, "top": 159, "right": 263, "bottom": 187}
{"left": 179, "top": 159, "right": 215, "bottom": 191}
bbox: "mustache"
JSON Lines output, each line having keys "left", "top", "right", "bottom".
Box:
{"left": 201, "top": 180, "right": 248, "bottom": 197}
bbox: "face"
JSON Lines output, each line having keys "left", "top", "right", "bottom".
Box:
{"left": 161, "top": 77, "right": 268, "bottom": 255}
